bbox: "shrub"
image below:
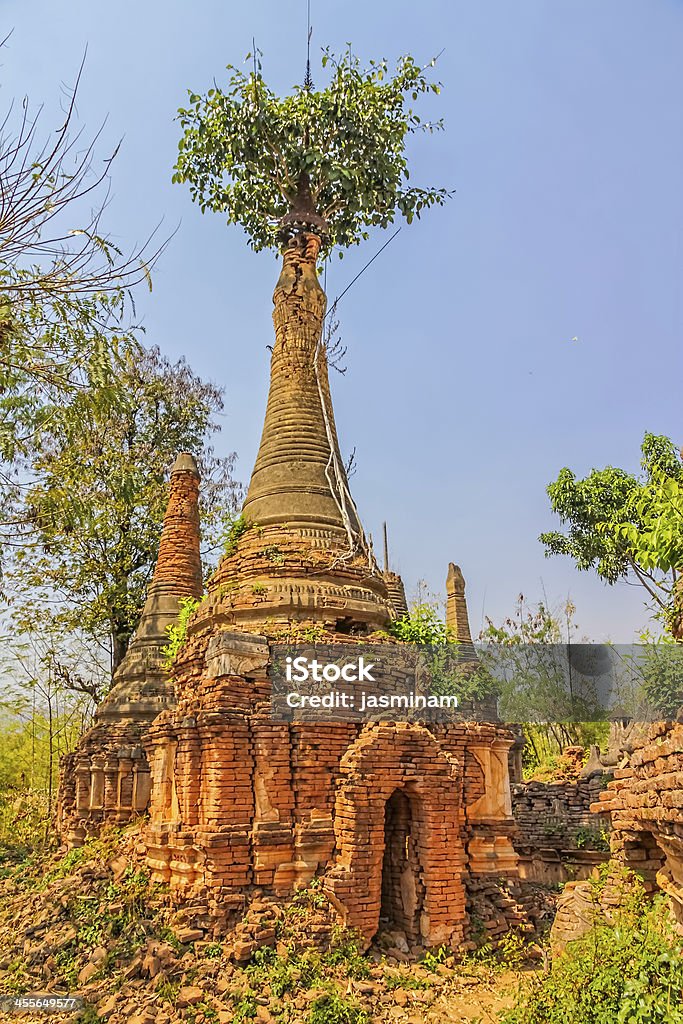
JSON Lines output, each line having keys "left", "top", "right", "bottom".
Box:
{"left": 161, "top": 596, "right": 202, "bottom": 668}
{"left": 322, "top": 928, "right": 370, "bottom": 979}
{"left": 388, "top": 604, "right": 452, "bottom": 644}
{"left": 221, "top": 513, "right": 251, "bottom": 557}
{"left": 307, "top": 990, "right": 370, "bottom": 1024}
{"left": 574, "top": 826, "right": 610, "bottom": 852}
{"left": 504, "top": 890, "right": 683, "bottom": 1024}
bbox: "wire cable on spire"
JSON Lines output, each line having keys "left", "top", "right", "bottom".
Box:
{"left": 323, "top": 227, "right": 402, "bottom": 322}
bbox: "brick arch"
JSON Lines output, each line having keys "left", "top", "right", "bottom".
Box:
{"left": 323, "top": 723, "right": 467, "bottom": 949}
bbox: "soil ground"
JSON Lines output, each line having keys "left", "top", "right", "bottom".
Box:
{"left": 0, "top": 823, "right": 545, "bottom": 1024}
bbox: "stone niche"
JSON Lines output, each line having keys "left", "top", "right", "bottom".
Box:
{"left": 143, "top": 627, "right": 520, "bottom": 949}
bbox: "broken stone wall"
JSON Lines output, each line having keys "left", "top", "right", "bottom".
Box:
{"left": 594, "top": 721, "right": 683, "bottom": 926}
{"left": 512, "top": 775, "right": 612, "bottom": 883}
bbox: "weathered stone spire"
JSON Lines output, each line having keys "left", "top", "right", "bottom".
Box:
{"left": 96, "top": 453, "right": 202, "bottom": 720}
{"left": 206, "top": 234, "right": 391, "bottom": 633}
{"left": 242, "top": 232, "right": 359, "bottom": 537}
{"left": 381, "top": 522, "right": 408, "bottom": 618}
{"left": 134, "top": 453, "right": 203, "bottom": 640}
{"left": 446, "top": 563, "right": 476, "bottom": 657}
{"left": 384, "top": 572, "right": 409, "bottom": 619}
{"left": 57, "top": 455, "right": 203, "bottom": 843}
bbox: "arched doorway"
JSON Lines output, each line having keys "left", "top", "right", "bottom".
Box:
{"left": 324, "top": 723, "right": 467, "bottom": 949}
{"left": 379, "top": 788, "right": 426, "bottom": 940}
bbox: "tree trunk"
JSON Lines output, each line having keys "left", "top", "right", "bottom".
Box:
{"left": 111, "top": 628, "right": 127, "bottom": 676}
{"left": 671, "top": 572, "right": 683, "bottom": 640}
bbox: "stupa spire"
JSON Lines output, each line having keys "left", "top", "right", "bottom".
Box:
{"left": 135, "top": 452, "right": 203, "bottom": 636}
{"left": 446, "top": 563, "right": 476, "bottom": 657}
{"left": 97, "top": 453, "right": 202, "bottom": 718}
{"left": 242, "top": 232, "right": 361, "bottom": 544}
{"left": 208, "top": 233, "right": 391, "bottom": 634}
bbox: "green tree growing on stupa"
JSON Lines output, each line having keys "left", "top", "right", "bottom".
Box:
{"left": 173, "top": 48, "right": 451, "bottom": 255}
{"left": 173, "top": 46, "right": 451, "bottom": 573}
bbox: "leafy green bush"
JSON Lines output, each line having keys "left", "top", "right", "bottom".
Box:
{"left": 221, "top": 513, "right": 251, "bottom": 557}
{"left": 505, "top": 891, "right": 683, "bottom": 1024}
{"left": 322, "top": 928, "right": 370, "bottom": 979}
{"left": 307, "top": 990, "right": 370, "bottom": 1024}
{"left": 383, "top": 969, "right": 430, "bottom": 990}
{"left": 422, "top": 944, "right": 451, "bottom": 972}
{"left": 638, "top": 640, "right": 683, "bottom": 719}
{"left": 232, "top": 993, "right": 258, "bottom": 1022}
{"left": 246, "top": 946, "right": 299, "bottom": 998}
{"left": 574, "top": 826, "right": 610, "bottom": 852}
{"left": 161, "top": 596, "right": 202, "bottom": 668}
{"left": 388, "top": 603, "right": 453, "bottom": 644}
{"left": 386, "top": 603, "right": 497, "bottom": 704}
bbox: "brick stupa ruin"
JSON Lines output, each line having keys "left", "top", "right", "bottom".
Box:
{"left": 57, "top": 455, "right": 203, "bottom": 845}
{"left": 58, "top": 230, "right": 521, "bottom": 949}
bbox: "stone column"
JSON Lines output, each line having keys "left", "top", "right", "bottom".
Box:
{"left": 446, "top": 563, "right": 476, "bottom": 658}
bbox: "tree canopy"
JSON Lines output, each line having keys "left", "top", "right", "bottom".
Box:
{"left": 0, "top": 60, "right": 162, "bottom": 409}
{"left": 541, "top": 433, "right": 683, "bottom": 636}
{"left": 173, "top": 49, "right": 451, "bottom": 254}
{"left": 2, "top": 344, "right": 240, "bottom": 675}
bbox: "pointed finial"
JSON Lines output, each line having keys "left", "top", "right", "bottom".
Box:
{"left": 304, "top": 0, "right": 313, "bottom": 90}
{"left": 447, "top": 562, "right": 466, "bottom": 593}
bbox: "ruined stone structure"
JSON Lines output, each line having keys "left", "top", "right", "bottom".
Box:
{"left": 550, "top": 721, "right": 683, "bottom": 948}
{"left": 446, "top": 562, "right": 476, "bottom": 659}
{"left": 512, "top": 774, "right": 611, "bottom": 883}
{"left": 593, "top": 720, "right": 683, "bottom": 926}
{"left": 57, "top": 455, "right": 203, "bottom": 845}
{"left": 382, "top": 571, "right": 408, "bottom": 620}
{"left": 59, "top": 229, "right": 522, "bottom": 950}
{"left": 580, "top": 711, "right": 650, "bottom": 776}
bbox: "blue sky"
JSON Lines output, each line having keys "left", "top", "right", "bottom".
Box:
{"left": 3, "top": 0, "right": 681, "bottom": 640}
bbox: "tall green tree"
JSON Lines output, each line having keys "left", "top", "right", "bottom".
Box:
{"left": 541, "top": 433, "right": 683, "bottom": 637}
{"left": 173, "top": 47, "right": 450, "bottom": 254}
{"left": 3, "top": 344, "right": 241, "bottom": 675}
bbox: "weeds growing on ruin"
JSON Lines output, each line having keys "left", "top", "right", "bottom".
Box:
{"left": 161, "top": 596, "right": 203, "bottom": 668}
{"left": 221, "top": 513, "right": 252, "bottom": 557}
{"left": 307, "top": 990, "right": 371, "bottom": 1024}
